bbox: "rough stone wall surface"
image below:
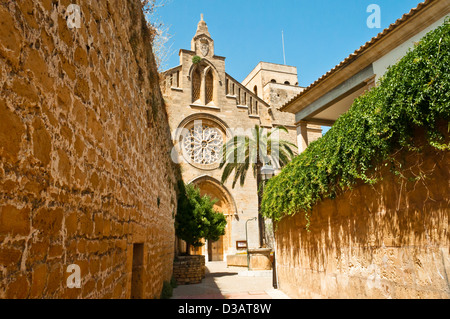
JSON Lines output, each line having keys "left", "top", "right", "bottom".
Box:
{"left": 0, "top": 0, "right": 179, "bottom": 299}
{"left": 275, "top": 131, "right": 450, "bottom": 299}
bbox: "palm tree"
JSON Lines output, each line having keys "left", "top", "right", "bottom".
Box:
{"left": 219, "top": 125, "right": 297, "bottom": 247}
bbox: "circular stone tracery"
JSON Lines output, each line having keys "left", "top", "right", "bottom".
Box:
{"left": 183, "top": 125, "right": 224, "bottom": 165}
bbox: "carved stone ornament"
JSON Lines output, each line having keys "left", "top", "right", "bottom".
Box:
{"left": 183, "top": 124, "right": 223, "bottom": 165}
{"left": 200, "top": 40, "right": 209, "bottom": 57}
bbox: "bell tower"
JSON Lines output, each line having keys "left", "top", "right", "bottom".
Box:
{"left": 191, "top": 14, "right": 215, "bottom": 58}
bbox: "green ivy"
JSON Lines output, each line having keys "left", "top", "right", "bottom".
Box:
{"left": 261, "top": 18, "right": 449, "bottom": 223}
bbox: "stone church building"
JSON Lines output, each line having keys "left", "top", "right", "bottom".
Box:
{"left": 161, "top": 15, "right": 321, "bottom": 262}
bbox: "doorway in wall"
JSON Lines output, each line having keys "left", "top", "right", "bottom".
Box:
{"left": 190, "top": 175, "right": 236, "bottom": 262}
{"left": 130, "top": 243, "right": 144, "bottom": 299}
{"left": 208, "top": 237, "right": 224, "bottom": 261}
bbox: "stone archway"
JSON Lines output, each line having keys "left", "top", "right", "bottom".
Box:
{"left": 189, "top": 176, "right": 236, "bottom": 261}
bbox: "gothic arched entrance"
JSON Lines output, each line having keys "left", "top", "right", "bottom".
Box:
{"left": 189, "top": 175, "right": 236, "bottom": 261}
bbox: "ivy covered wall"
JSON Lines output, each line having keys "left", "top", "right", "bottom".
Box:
{"left": 262, "top": 19, "right": 449, "bottom": 224}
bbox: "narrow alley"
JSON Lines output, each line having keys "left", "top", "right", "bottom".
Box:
{"left": 171, "top": 262, "right": 290, "bottom": 299}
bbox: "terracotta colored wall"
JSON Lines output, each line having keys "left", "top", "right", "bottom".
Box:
{"left": 0, "top": 0, "right": 180, "bottom": 298}
{"left": 275, "top": 134, "right": 449, "bottom": 299}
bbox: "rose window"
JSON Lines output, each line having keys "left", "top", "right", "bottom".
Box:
{"left": 183, "top": 125, "right": 223, "bottom": 165}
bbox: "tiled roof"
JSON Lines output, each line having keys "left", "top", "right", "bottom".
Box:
{"left": 281, "top": 0, "right": 435, "bottom": 110}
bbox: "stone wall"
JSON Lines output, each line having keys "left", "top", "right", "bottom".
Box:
{"left": 275, "top": 129, "right": 449, "bottom": 299}
{"left": 0, "top": 0, "right": 180, "bottom": 298}
{"left": 173, "top": 255, "right": 206, "bottom": 285}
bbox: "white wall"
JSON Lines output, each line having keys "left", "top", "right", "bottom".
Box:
{"left": 373, "top": 15, "right": 449, "bottom": 82}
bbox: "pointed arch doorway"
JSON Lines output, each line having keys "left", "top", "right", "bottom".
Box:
{"left": 189, "top": 176, "right": 236, "bottom": 262}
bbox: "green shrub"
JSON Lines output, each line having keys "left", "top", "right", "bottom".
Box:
{"left": 170, "top": 276, "right": 178, "bottom": 289}
{"left": 261, "top": 18, "right": 449, "bottom": 224}
{"left": 160, "top": 276, "right": 178, "bottom": 299}
{"left": 160, "top": 280, "right": 173, "bottom": 299}
{"left": 192, "top": 55, "right": 202, "bottom": 64}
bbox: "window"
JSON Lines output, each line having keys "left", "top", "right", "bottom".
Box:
{"left": 253, "top": 85, "right": 258, "bottom": 96}
{"left": 192, "top": 68, "right": 201, "bottom": 102}
{"left": 205, "top": 69, "right": 214, "bottom": 104}
{"left": 284, "top": 81, "right": 290, "bottom": 85}
{"left": 271, "top": 79, "right": 276, "bottom": 83}
{"left": 183, "top": 124, "right": 224, "bottom": 165}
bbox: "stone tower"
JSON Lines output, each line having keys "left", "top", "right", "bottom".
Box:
{"left": 242, "top": 62, "right": 322, "bottom": 152}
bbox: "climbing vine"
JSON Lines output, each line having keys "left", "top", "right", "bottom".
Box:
{"left": 261, "top": 18, "right": 450, "bottom": 223}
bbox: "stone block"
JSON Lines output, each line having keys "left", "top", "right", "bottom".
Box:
{"left": 74, "top": 78, "right": 90, "bottom": 103}
{"left": 24, "top": 48, "right": 54, "bottom": 93}
{"left": 6, "top": 274, "right": 30, "bottom": 299}
{"left": 32, "top": 208, "right": 64, "bottom": 241}
{"left": 30, "top": 263, "right": 47, "bottom": 298}
{"left": 32, "top": 118, "right": 52, "bottom": 166}
{"left": 0, "top": 205, "right": 31, "bottom": 236}
{"left": 0, "top": 6, "right": 22, "bottom": 69}
{"left": 0, "top": 100, "right": 25, "bottom": 162}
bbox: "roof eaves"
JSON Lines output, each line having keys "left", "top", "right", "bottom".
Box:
{"left": 280, "top": 0, "right": 433, "bottom": 112}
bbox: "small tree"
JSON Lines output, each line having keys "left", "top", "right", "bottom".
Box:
{"left": 219, "top": 125, "right": 297, "bottom": 247}
{"left": 175, "top": 182, "right": 227, "bottom": 255}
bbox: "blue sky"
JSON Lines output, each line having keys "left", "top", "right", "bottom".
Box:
{"left": 157, "top": 0, "right": 423, "bottom": 86}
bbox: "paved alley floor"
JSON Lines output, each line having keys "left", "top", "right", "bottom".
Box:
{"left": 171, "top": 261, "right": 291, "bottom": 299}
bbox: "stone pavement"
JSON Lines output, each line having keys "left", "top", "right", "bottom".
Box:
{"left": 171, "top": 261, "right": 291, "bottom": 299}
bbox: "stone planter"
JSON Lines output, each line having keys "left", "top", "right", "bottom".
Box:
{"left": 172, "top": 255, "right": 206, "bottom": 285}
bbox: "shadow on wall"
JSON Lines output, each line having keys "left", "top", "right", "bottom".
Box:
{"left": 276, "top": 126, "right": 450, "bottom": 299}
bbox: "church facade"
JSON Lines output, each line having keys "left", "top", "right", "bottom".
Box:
{"left": 161, "top": 15, "right": 321, "bottom": 262}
